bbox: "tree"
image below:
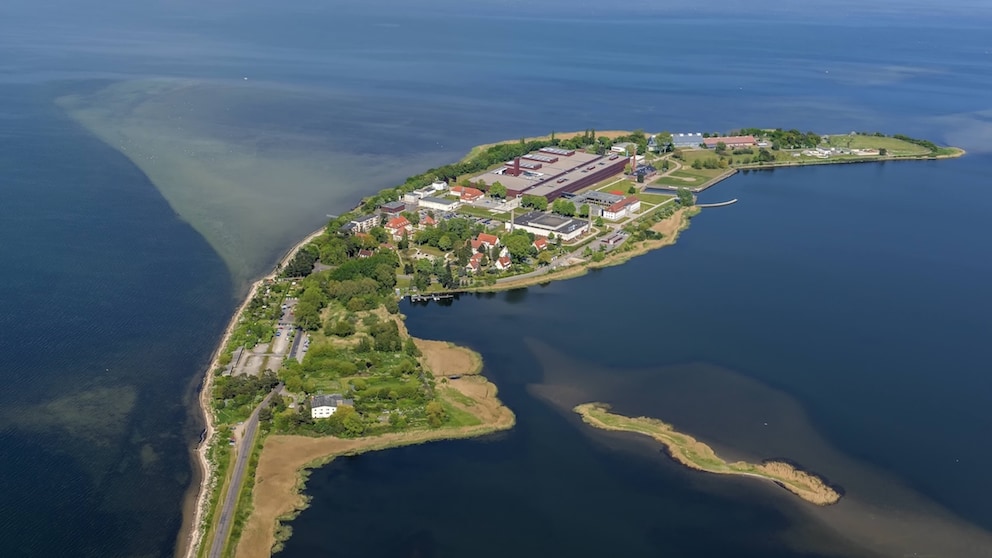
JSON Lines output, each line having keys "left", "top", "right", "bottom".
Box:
{"left": 398, "top": 233, "right": 409, "bottom": 251}
{"left": 369, "top": 226, "right": 389, "bottom": 245}
{"left": 490, "top": 181, "right": 507, "bottom": 199}
{"left": 426, "top": 400, "right": 447, "bottom": 427}
{"left": 521, "top": 194, "right": 548, "bottom": 211}
{"left": 538, "top": 251, "right": 553, "bottom": 266}
{"left": 628, "top": 185, "right": 637, "bottom": 194}
{"left": 438, "top": 234, "right": 453, "bottom": 252}
{"left": 579, "top": 203, "right": 590, "bottom": 218}
{"left": 677, "top": 188, "right": 694, "bottom": 207}
{"left": 551, "top": 199, "right": 576, "bottom": 216}
{"left": 715, "top": 141, "right": 728, "bottom": 155}
{"left": 504, "top": 234, "right": 534, "bottom": 261}
{"left": 879, "top": 148, "right": 888, "bottom": 156}
{"left": 691, "top": 159, "right": 703, "bottom": 170}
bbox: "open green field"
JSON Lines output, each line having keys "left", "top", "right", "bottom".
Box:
{"left": 825, "top": 134, "right": 930, "bottom": 156}
{"left": 455, "top": 205, "right": 510, "bottom": 220}
{"left": 635, "top": 192, "right": 674, "bottom": 205}
{"left": 597, "top": 179, "right": 633, "bottom": 194}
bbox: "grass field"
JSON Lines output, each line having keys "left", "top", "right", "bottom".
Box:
{"left": 824, "top": 134, "right": 931, "bottom": 156}
{"left": 635, "top": 192, "right": 675, "bottom": 205}
{"left": 456, "top": 205, "right": 510, "bottom": 220}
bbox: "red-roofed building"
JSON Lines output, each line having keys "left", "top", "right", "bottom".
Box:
{"left": 702, "top": 135, "right": 757, "bottom": 149}
{"left": 495, "top": 256, "right": 512, "bottom": 271}
{"left": 452, "top": 185, "right": 484, "bottom": 202}
{"left": 471, "top": 233, "right": 500, "bottom": 252}
{"left": 602, "top": 196, "right": 642, "bottom": 221}
{"left": 357, "top": 249, "right": 374, "bottom": 259}
{"left": 385, "top": 216, "right": 411, "bottom": 240}
{"left": 465, "top": 252, "right": 484, "bottom": 273}
{"left": 421, "top": 215, "right": 436, "bottom": 228}
{"left": 532, "top": 237, "right": 548, "bottom": 251}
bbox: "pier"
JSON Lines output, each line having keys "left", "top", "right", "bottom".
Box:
{"left": 697, "top": 199, "right": 738, "bottom": 208}
{"left": 409, "top": 293, "right": 456, "bottom": 303}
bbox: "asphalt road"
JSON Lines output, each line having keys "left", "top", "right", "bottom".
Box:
{"left": 206, "top": 385, "right": 281, "bottom": 558}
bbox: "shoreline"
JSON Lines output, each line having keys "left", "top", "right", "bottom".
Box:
{"left": 178, "top": 225, "right": 327, "bottom": 558}
{"left": 574, "top": 403, "right": 841, "bottom": 506}
{"left": 180, "top": 129, "right": 959, "bottom": 556}
{"left": 234, "top": 347, "right": 513, "bottom": 558}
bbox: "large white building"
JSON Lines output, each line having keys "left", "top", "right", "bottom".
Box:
{"left": 508, "top": 211, "right": 590, "bottom": 242}
{"left": 602, "top": 196, "right": 642, "bottom": 221}
{"left": 418, "top": 196, "right": 462, "bottom": 212}
{"left": 311, "top": 394, "right": 354, "bottom": 419}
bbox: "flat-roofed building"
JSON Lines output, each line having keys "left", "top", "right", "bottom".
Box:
{"left": 380, "top": 201, "right": 406, "bottom": 215}
{"left": 672, "top": 132, "right": 704, "bottom": 148}
{"left": 418, "top": 196, "right": 461, "bottom": 212}
{"left": 703, "top": 135, "right": 757, "bottom": 149}
{"left": 508, "top": 211, "right": 589, "bottom": 242}
{"left": 349, "top": 214, "right": 379, "bottom": 233}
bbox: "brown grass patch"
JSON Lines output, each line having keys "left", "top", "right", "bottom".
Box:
{"left": 415, "top": 339, "right": 482, "bottom": 377}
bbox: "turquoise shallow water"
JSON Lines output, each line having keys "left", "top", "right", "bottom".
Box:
{"left": 1, "top": 2, "right": 991, "bottom": 556}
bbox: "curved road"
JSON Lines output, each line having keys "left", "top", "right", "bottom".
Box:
{"left": 207, "top": 385, "right": 281, "bottom": 558}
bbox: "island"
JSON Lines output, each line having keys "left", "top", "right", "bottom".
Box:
{"left": 181, "top": 128, "right": 958, "bottom": 558}
{"left": 574, "top": 403, "right": 841, "bottom": 506}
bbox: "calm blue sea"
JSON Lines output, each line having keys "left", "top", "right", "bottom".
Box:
{"left": 1, "top": 2, "right": 991, "bottom": 557}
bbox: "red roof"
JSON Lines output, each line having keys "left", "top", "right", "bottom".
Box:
{"left": 609, "top": 190, "right": 624, "bottom": 195}
{"left": 470, "top": 252, "right": 484, "bottom": 262}
{"left": 496, "top": 256, "right": 512, "bottom": 268}
{"left": 422, "top": 215, "right": 436, "bottom": 226}
{"left": 606, "top": 196, "right": 640, "bottom": 214}
{"left": 703, "top": 135, "right": 756, "bottom": 146}
{"left": 533, "top": 237, "right": 548, "bottom": 250}
{"left": 477, "top": 233, "right": 499, "bottom": 245}
{"left": 386, "top": 216, "right": 410, "bottom": 229}
{"left": 454, "top": 185, "right": 484, "bottom": 199}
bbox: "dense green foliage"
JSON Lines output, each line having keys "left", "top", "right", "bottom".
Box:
{"left": 281, "top": 245, "right": 319, "bottom": 277}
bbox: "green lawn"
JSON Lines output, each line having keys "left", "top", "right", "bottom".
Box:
{"left": 456, "top": 205, "right": 510, "bottom": 220}
{"left": 635, "top": 192, "right": 674, "bottom": 205}
{"left": 825, "top": 134, "right": 930, "bottom": 156}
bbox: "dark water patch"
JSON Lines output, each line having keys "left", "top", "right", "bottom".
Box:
{"left": 0, "top": 83, "right": 233, "bottom": 557}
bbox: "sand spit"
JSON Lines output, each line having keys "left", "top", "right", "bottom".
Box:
{"left": 574, "top": 403, "right": 841, "bottom": 505}
{"left": 178, "top": 226, "right": 326, "bottom": 558}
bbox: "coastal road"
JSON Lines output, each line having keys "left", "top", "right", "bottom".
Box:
{"left": 207, "top": 385, "right": 282, "bottom": 558}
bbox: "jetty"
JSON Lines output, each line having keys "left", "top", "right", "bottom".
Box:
{"left": 697, "top": 199, "right": 738, "bottom": 208}
{"left": 409, "top": 293, "right": 456, "bottom": 303}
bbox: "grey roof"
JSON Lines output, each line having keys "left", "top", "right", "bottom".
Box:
{"left": 572, "top": 190, "right": 624, "bottom": 207}
{"left": 351, "top": 214, "right": 377, "bottom": 223}
{"left": 312, "top": 394, "right": 354, "bottom": 408}
{"left": 380, "top": 201, "right": 406, "bottom": 210}
{"left": 672, "top": 132, "right": 704, "bottom": 147}
{"left": 420, "top": 196, "right": 458, "bottom": 206}
{"left": 513, "top": 211, "right": 589, "bottom": 234}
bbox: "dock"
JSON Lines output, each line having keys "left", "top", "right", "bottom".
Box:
{"left": 409, "top": 293, "right": 456, "bottom": 303}
{"left": 697, "top": 198, "right": 738, "bottom": 208}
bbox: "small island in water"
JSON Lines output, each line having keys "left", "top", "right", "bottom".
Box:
{"left": 574, "top": 403, "right": 841, "bottom": 506}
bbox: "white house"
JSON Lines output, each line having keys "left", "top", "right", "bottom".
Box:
{"left": 602, "top": 196, "right": 642, "bottom": 221}
{"left": 311, "top": 394, "right": 354, "bottom": 419}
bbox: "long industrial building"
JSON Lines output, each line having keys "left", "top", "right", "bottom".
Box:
{"left": 472, "top": 147, "right": 629, "bottom": 201}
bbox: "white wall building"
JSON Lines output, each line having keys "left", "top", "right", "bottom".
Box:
{"left": 311, "top": 394, "right": 354, "bottom": 419}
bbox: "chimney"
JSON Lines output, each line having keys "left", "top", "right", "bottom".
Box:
{"left": 513, "top": 157, "right": 521, "bottom": 176}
